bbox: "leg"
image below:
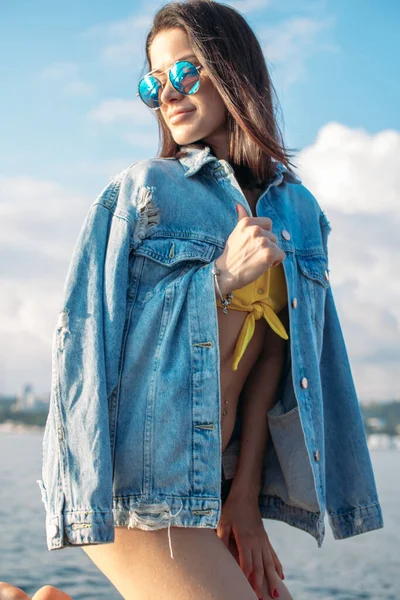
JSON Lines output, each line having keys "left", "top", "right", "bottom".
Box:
{"left": 81, "top": 525, "right": 260, "bottom": 600}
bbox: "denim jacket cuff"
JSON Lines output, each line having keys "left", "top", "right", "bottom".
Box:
{"left": 45, "top": 509, "right": 115, "bottom": 551}
{"left": 328, "top": 502, "right": 384, "bottom": 541}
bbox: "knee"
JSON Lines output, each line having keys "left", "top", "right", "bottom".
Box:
{"left": 31, "top": 586, "right": 72, "bottom": 600}
{"left": 0, "top": 582, "right": 31, "bottom": 600}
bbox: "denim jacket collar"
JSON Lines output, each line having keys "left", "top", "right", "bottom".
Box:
{"left": 178, "top": 143, "right": 302, "bottom": 185}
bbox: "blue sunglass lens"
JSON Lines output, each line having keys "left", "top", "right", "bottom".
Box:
{"left": 170, "top": 61, "right": 200, "bottom": 95}
{"left": 138, "top": 75, "right": 162, "bottom": 109}
{"left": 138, "top": 61, "right": 201, "bottom": 108}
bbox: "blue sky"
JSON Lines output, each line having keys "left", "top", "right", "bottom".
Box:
{"left": 1, "top": 0, "right": 399, "bottom": 401}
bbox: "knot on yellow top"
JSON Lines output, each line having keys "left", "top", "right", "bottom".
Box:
{"left": 231, "top": 301, "right": 288, "bottom": 371}
{"left": 216, "top": 263, "right": 289, "bottom": 370}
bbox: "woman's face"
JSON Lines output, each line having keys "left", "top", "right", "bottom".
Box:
{"left": 148, "top": 28, "right": 228, "bottom": 159}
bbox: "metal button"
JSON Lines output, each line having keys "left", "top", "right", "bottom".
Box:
{"left": 257, "top": 288, "right": 264, "bottom": 295}
{"left": 281, "top": 229, "right": 291, "bottom": 241}
{"left": 314, "top": 449, "right": 320, "bottom": 462}
{"left": 292, "top": 297, "right": 297, "bottom": 308}
{"left": 49, "top": 523, "right": 59, "bottom": 538}
{"left": 324, "top": 270, "right": 329, "bottom": 281}
{"left": 301, "top": 377, "right": 308, "bottom": 389}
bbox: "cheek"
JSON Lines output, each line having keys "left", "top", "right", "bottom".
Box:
{"left": 198, "top": 85, "right": 226, "bottom": 125}
{"left": 200, "top": 92, "right": 227, "bottom": 126}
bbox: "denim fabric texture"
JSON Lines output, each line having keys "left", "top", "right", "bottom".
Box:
{"left": 37, "top": 144, "right": 384, "bottom": 555}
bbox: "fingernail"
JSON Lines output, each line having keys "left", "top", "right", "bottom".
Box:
{"left": 281, "top": 572, "right": 285, "bottom": 580}
{"left": 273, "top": 590, "right": 279, "bottom": 598}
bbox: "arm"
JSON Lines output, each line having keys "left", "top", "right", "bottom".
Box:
{"left": 317, "top": 207, "right": 383, "bottom": 537}
{"left": 321, "top": 282, "right": 384, "bottom": 537}
{"left": 228, "top": 310, "right": 288, "bottom": 500}
{"left": 38, "top": 177, "right": 133, "bottom": 550}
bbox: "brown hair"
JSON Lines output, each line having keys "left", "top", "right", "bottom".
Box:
{"left": 143, "top": 0, "right": 299, "bottom": 188}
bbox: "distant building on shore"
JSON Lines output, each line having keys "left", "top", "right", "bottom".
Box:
{"left": 10, "top": 384, "right": 49, "bottom": 413}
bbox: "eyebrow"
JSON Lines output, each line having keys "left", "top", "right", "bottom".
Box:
{"left": 148, "top": 54, "right": 199, "bottom": 76}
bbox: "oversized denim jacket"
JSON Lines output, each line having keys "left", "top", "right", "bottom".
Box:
{"left": 37, "top": 144, "right": 384, "bottom": 555}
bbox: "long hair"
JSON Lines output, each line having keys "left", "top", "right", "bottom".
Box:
{"left": 143, "top": 0, "right": 299, "bottom": 188}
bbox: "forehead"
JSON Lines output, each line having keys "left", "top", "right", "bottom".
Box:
{"left": 149, "top": 29, "right": 198, "bottom": 73}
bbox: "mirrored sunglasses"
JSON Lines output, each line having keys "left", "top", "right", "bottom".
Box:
{"left": 137, "top": 60, "right": 203, "bottom": 110}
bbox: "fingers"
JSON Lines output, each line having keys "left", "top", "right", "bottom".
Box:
{"left": 265, "top": 231, "right": 278, "bottom": 244}
{"left": 267, "top": 541, "right": 284, "bottom": 580}
{"left": 236, "top": 207, "right": 273, "bottom": 231}
{"left": 249, "top": 549, "right": 265, "bottom": 599}
{"left": 262, "top": 544, "right": 282, "bottom": 599}
{"left": 227, "top": 534, "right": 284, "bottom": 600}
{"left": 235, "top": 536, "right": 253, "bottom": 581}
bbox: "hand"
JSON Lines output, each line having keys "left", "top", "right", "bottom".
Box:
{"left": 217, "top": 494, "right": 284, "bottom": 600}
{"left": 215, "top": 203, "right": 286, "bottom": 295}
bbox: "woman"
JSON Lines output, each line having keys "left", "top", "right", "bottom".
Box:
{"left": 37, "top": 1, "right": 383, "bottom": 599}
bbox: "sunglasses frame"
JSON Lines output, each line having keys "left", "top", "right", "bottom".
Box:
{"left": 136, "top": 59, "right": 203, "bottom": 110}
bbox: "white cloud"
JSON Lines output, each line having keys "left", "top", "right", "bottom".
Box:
{"left": 298, "top": 123, "right": 400, "bottom": 215}
{"left": 227, "top": 0, "right": 272, "bottom": 14}
{"left": 37, "top": 61, "right": 95, "bottom": 96}
{"left": 81, "top": 11, "right": 154, "bottom": 69}
{"left": 87, "top": 97, "right": 159, "bottom": 145}
{"left": 0, "top": 175, "right": 98, "bottom": 395}
{"left": 297, "top": 123, "right": 400, "bottom": 402}
{"left": 64, "top": 80, "right": 95, "bottom": 96}
{"left": 40, "top": 62, "right": 78, "bottom": 79}
{"left": 88, "top": 98, "right": 155, "bottom": 125}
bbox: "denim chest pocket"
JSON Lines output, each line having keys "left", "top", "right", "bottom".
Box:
{"left": 296, "top": 253, "right": 330, "bottom": 330}
{"left": 133, "top": 237, "right": 219, "bottom": 303}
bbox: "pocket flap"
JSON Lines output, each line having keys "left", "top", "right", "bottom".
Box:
{"left": 134, "top": 237, "right": 217, "bottom": 266}
{"left": 296, "top": 253, "right": 330, "bottom": 288}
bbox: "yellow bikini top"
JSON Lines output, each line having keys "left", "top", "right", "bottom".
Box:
{"left": 216, "top": 263, "right": 289, "bottom": 370}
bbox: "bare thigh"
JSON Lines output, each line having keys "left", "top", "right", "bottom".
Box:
{"left": 81, "top": 526, "right": 259, "bottom": 600}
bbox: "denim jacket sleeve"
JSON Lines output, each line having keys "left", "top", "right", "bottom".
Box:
{"left": 318, "top": 210, "right": 384, "bottom": 539}
{"left": 37, "top": 172, "right": 133, "bottom": 550}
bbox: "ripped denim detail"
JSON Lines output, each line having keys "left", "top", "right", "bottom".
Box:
{"left": 132, "top": 186, "right": 160, "bottom": 247}
{"left": 113, "top": 499, "right": 184, "bottom": 559}
{"left": 57, "top": 309, "right": 70, "bottom": 352}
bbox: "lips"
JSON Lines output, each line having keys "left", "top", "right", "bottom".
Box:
{"left": 168, "top": 108, "right": 195, "bottom": 120}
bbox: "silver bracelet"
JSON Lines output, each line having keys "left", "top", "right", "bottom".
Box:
{"left": 211, "top": 260, "right": 233, "bottom": 314}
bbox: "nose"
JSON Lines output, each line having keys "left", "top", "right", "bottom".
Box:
{"left": 159, "top": 74, "right": 183, "bottom": 106}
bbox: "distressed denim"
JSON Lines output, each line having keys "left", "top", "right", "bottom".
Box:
{"left": 37, "top": 144, "right": 384, "bottom": 556}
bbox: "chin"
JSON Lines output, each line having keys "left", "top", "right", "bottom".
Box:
{"left": 171, "top": 130, "right": 201, "bottom": 146}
